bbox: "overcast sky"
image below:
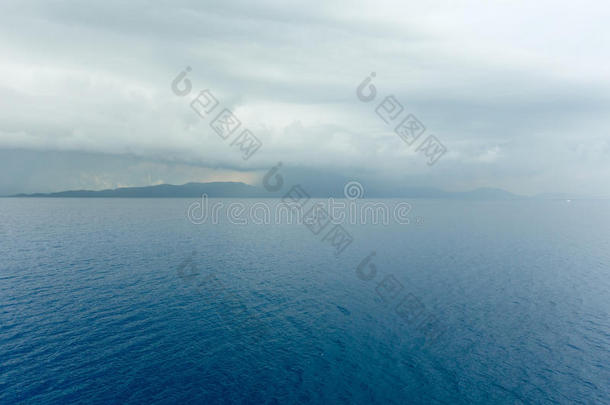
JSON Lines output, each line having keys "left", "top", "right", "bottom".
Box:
{"left": 1, "top": 0, "right": 609, "bottom": 196}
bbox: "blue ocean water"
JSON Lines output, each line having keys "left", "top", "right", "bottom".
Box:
{"left": 0, "top": 198, "right": 609, "bottom": 404}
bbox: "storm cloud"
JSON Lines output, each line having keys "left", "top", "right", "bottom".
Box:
{"left": 1, "top": 0, "right": 609, "bottom": 196}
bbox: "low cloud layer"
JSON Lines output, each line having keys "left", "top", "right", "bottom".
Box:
{"left": 1, "top": 0, "right": 609, "bottom": 196}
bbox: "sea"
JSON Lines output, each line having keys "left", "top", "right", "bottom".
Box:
{"left": 0, "top": 198, "right": 608, "bottom": 404}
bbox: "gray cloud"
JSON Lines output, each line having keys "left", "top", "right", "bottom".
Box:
{"left": 1, "top": 0, "right": 609, "bottom": 196}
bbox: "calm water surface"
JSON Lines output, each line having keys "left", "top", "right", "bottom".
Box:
{"left": 0, "top": 198, "right": 609, "bottom": 404}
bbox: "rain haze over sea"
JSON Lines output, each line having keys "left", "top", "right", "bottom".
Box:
{"left": 1, "top": 1, "right": 610, "bottom": 403}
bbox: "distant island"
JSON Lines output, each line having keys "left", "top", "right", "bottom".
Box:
{"left": 6, "top": 182, "right": 584, "bottom": 200}
{"left": 10, "top": 182, "right": 269, "bottom": 198}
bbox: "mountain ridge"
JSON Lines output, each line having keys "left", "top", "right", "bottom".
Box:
{"left": 6, "top": 182, "right": 586, "bottom": 199}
